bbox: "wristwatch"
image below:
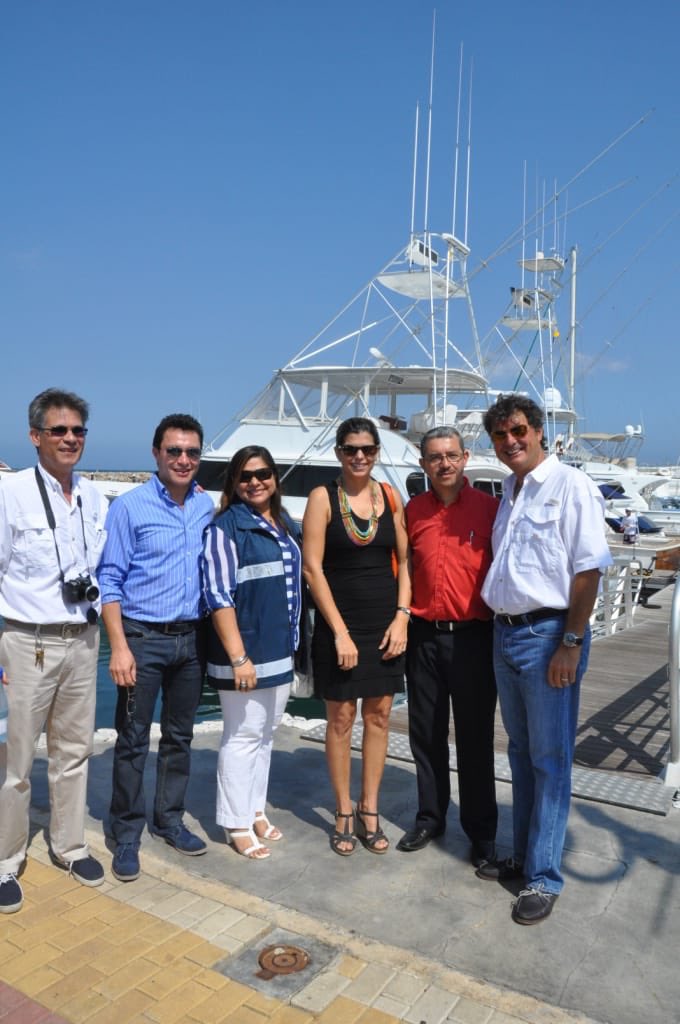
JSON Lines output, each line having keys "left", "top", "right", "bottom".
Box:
{"left": 562, "top": 632, "right": 584, "bottom": 648}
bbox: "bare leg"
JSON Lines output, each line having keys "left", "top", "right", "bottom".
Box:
{"left": 325, "top": 699, "right": 357, "bottom": 853}
{"left": 357, "top": 695, "right": 393, "bottom": 851}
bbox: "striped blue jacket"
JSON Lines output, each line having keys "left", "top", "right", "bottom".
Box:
{"left": 201, "top": 502, "right": 301, "bottom": 690}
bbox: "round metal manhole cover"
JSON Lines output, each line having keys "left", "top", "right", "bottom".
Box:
{"left": 256, "top": 943, "right": 311, "bottom": 980}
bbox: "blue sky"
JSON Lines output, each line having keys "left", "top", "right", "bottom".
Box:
{"left": 3, "top": 0, "right": 679, "bottom": 469}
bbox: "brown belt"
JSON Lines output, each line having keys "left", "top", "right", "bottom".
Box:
{"left": 4, "top": 618, "right": 93, "bottom": 639}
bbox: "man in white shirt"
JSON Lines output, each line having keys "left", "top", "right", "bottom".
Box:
{"left": 478, "top": 394, "right": 611, "bottom": 925}
{"left": 621, "top": 508, "right": 639, "bottom": 544}
{"left": 0, "top": 389, "right": 108, "bottom": 914}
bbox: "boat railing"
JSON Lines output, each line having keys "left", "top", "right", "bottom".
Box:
{"left": 661, "top": 575, "right": 680, "bottom": 790}
{"left": 589, "top": 558, "right": 645, "bottom": 639}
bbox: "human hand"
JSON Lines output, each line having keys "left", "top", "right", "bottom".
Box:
{"left": 379, "top": 617, "right": 408, "bottom": 660}
{"left": 335, "top": 632, "right": 358, "bottom": 670}
{"left": 109, "top": 646, "right": 137, "bottom": 687}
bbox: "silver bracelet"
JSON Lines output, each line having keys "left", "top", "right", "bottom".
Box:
{"left": 397, "top": 606, "right": 412, "bottom": 618}
{"left": 231, "top": 653, "right": 250, "bottom": 668}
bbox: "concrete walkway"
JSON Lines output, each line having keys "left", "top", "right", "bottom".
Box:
{"left": 2, "top": 717, "right": 680, "bottom": 1024}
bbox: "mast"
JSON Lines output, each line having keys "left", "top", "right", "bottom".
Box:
{"left": 568, "top": 245, "right": 577, "bottom": 441}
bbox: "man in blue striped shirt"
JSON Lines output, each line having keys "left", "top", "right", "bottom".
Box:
{"left": 99, "top": 414, "right": 215, "bottom": 882}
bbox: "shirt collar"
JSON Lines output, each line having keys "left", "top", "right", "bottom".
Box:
{"left": 36, "top": 462, "right": 80, "bottom": 498}
{"left": 152, "top": 472, "right": 198, "bottom": 505}
{"left": 503, "top": 453, "right": 557, "bottom": 495}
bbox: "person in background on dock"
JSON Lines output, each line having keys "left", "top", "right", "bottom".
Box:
{"left": 478, "top": 394, "right": 611, "bottom": 925}
{"left": 201, "top": 446, "right": 303, "bottom": 860}
{"left": 0, "top": 388, "right": 108, "bottom": 914}
{"left": 99, "top": 413, "right": 214, "bottom": 882}
{"left": 302, "top": 417, "right": 409, "bottom": 856}
{"left": 397, "top": 427, "right": 499, "bottom": 869}
{"left": 621, "top": 508, "right": 639, "bottom": 545}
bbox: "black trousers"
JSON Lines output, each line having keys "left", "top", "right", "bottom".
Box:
{"left": 405, "top": 617, "right": 498, "bottom": 844}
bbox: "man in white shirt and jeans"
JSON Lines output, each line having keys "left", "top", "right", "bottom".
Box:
{"left": 478, "top": 394, "right": 611, "bottom": 925}
{"left": 0, "top": 388, "right": 108, "bottom": 914}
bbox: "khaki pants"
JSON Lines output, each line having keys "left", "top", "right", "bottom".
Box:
{"left": 0, "top": 622, "right": 99, "bottom": 873}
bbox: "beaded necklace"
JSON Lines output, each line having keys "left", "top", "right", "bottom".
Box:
{"left": 337, "top": 479, "right": 380, "bottom": 546}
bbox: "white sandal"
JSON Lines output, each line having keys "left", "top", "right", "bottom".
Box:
{"left": 254, "top": 812, "right": 283, "bottom": 842}
{"left": 225, "top": 827, "right": 271, "bottom": 859}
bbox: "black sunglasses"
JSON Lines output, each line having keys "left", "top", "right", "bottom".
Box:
{"left": 337, "top": 444, "right": 379, "bottom": 457}
{"left": 164, "top": 446, "right": 202, "bottom": 461}
{"left": 490, "top": 424, "right": 529, "bottom": 442}
{"left": 239, "top": 467, "right": 274, "bottom": 484}
{"left": 40, "top": 425, "right": 88, "bottom": 438}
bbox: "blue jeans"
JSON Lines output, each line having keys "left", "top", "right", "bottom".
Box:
{"left": 109, "top": 620, "right": 205, "bottom": 845}
{"left": 493, "top": 616, "right": 591, "bottom": 894}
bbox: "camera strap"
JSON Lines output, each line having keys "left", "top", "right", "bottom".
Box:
{"left": 34, "top": 466, "right": 91, "bottom": 583}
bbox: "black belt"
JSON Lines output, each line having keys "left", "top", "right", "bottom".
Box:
{"left": 4, "top": 619, "right": 93, "bottom": 639}
{"left": 412, "top": 615, "right": 489, "bottom": 633}
{"left": 495, "top": 607, "right": 566, "bottom": 627}
{"left": 124, "top": 617, "right": 201, "bottom": 636}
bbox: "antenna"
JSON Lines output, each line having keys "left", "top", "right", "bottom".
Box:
{"left": 451, "top": 43, "right": 463, "bottom": 240}
{"left": 422, "top": 10, "right": 436, "bottom": 233}
{"left": 463, "top": 57, "right": 473, "bottom": 247}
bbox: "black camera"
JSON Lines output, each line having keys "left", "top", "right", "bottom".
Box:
{"left": 62, "top": 574, "right": 100, "bottom": 604}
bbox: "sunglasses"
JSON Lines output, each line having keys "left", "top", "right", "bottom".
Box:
{"left": 40, "top": 425, "right": 88, "bottom": 438}
{"left": 164, "top": 446, "right": 202, "bottom": 460}
{"left": 337, "top": 444, "right": 379, "bottom": 457}
{"left": 490, "top": 424, "right": 529, "bottom": 442}
{"left": 239, "top": 467, "right": 274, "bottom": 484}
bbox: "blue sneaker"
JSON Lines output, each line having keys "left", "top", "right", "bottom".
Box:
{"left": 69, "top": 855, "right": 105, "bottom": 887}
{"left": 155, "top": 824, "right": 207, "bottom": 856}
{"left": 112, "top": 843, "right": 140, "bottom": 881}
{"left": 0, "top": 873, "right": 23, "bottom": 913}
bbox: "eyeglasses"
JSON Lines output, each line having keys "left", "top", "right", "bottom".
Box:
{"left": 40, "top": 425, "right": 88, "bottom": 438}
{"left": 423, "top": 451, "right": 464, "bottom": 466}
{"left": 337, "top": 444, "right": 379, "bottom": 457}
{"left": 163, "top": 446, "right": 202, "bottom": 461}
{"left": 490, "top": 424, "right": 529, "bottom": 442}
{"left": 239, "top": 467, "right": 274, "bottom": 484}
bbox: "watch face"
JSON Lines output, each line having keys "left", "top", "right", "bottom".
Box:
{"left": 563, "top": 632, "right": 583, "bottom": 647}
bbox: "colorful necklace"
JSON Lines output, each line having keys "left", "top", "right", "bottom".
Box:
{"left": 338, "top": 479, "right": 380, "bottom": 546}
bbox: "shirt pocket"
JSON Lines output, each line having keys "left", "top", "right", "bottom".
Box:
{"left": 15, "top": 513, "right": 55, "bottom": 572}
{"left": 513, "top": 504, "right": 562, "bottom": 574}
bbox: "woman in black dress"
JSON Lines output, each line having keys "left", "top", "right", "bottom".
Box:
{"left": 302, "top": 418, "right": 410, "bottom": 855}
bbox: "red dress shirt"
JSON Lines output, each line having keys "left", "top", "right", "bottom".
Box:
{"left": 406, "top": 479, "right": 499, "bottom": 622}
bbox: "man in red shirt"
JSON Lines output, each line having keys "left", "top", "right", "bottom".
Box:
{"left": 397, "top": 426, "right": 499, "bottom": 868}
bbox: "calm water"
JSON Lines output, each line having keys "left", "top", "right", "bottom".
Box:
{"left": 95, "top": 627, "right": 325, "bottom": 730}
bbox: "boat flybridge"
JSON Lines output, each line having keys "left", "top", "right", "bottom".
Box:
{"left": 198, "top": 230, "right": 509, "bottom": 520}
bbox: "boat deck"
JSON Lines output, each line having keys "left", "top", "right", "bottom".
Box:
{"left": 388, "top": 581, "right": 677, "bottom": 781}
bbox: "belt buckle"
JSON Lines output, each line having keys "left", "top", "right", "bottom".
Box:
{"left": 61, "top": 623, "right": 80, "bottom": 639}
{"left": 435, "top": 620, "right": 453, "bottom": 632}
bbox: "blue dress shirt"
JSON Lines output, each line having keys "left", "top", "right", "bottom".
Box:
{"left": 99, "top": 474, "right": 215, "bottom": 622}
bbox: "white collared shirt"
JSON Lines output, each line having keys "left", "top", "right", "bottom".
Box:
{"left": 0, "top": 465, "right": 108, "bottom": 624}
{"left": 481, "top": 455, "right": 612, "bottom": 615}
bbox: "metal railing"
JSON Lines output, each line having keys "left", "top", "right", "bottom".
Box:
{"left": 662, "top": 575, "right": 680, "bottom": 789}
{"left": 590, "top": 558, "right": 646, "bottom": 639}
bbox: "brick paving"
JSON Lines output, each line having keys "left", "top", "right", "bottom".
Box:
{"left": 0, "top": 829, "right": 600, "bottom": 1024}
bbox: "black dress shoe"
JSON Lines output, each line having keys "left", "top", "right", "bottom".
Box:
{"left": 511, "top": 887, "right": 558, "bottom": 925}
{"left": 476, "top": 856, "right": 524, "bottom": 882}
{"left": 469, "top": 840, "right": 496, "bottom": 868}
{"left": 396, "top": 825, "right": 444, "bottom": 852}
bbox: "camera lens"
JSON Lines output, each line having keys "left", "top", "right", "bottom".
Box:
{"left": 85, "top": 583, "right": 100, "bottom": 603}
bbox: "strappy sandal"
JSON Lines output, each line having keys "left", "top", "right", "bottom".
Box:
{"left": 254, "top": 812, "right": 283, "bottom": 841}
{"left": 355, "top": 808, "right": 389, "bottom": 854}
{"left": 225, "top": 827, "right": 271, "bottom": 860}
{"left": 331, "top": 811, "right": 357, "bottom": 856}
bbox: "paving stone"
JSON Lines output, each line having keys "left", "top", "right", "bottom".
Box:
{"left": 92, "top": 956, "right": 162, "bottom": 999}
{"left": 343, "top": 962, "right": 397, "bottom": 1005}
{"left": 446, "top": 996, "right": 494, "bottom": 1024}
{"left": 314, "top": 995, "right": 366, "bottom": 1023}
{"left": 404, "top": 985, "right": 459, "bottom": 1024}
{"left": 1, "top": 944, "right": 62, "bottom": 983}
{"left": 17, "top": 965, "right": 64, "bottom": 998}
{"left": 373, "top": 993, "right": 410, "bottom": 1019}
{"left": 292, "top": 971, "right": 351, "bottom": 1013}
{"left": 382, "top": 972, "right": 428, "bottom": 1005}
{"left": 36, "top": 965, "right": 107, "bottom": 1010}
{"left": 183, "top": 981, "right": 251, "bottom": 1023}
{"left": 143, "top": 979, "right": 219, "bottom": 1024}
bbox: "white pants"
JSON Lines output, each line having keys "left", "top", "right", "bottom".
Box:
{"left": 0, "top": 623, "right": 99, "bottom": 873}
{"left": 216, "top": 684, "right": 289, "bottom": 830}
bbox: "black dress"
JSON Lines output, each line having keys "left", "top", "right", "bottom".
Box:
{"left": 312, "top": 481, "right": 405, "bottom": 701}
